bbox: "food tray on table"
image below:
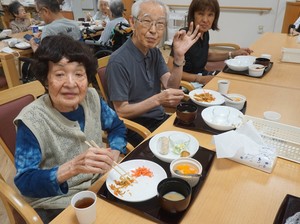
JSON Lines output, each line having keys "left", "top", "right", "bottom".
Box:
{"left": 222, "top": 62, "right": 273, "bottom": 78}
{"left": 274, "top": 194, "right": 300, "bottom": 224}
{"left": 243, "top": 115, "right": 300, "bottom": 164}
{"left": 173, "top": 100, "right": 247, "bottom": 135}
{"left": 98, "top": 138, "right": 215, "bottom": 224}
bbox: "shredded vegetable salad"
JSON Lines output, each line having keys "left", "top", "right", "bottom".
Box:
{"left": 131, "top": 166, "right": 153, "bottom": 177}
{"left": 109, "top": 166, "right": 153, "bottom": 197}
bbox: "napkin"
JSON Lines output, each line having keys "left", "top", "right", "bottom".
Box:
{"left": 213, "top": 120, "right": 277, "bottom": 173}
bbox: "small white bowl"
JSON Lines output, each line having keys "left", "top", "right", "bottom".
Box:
{"left": 264, "top": 111, "right": 281, "bottom": 121}
{"left": 248, "top": 64, "right": 265, "bottom": 77}
{"left": 170, "top": 158, "right": 202, "bottom": 188}
{"left": 201, "top": 106, "right": 244, "bottom": 131}
{"left": 260, "top": 54, "right": 271, "bottom": 60}
{"left": 224, "top": 93, "right": 246, "bottom": 110}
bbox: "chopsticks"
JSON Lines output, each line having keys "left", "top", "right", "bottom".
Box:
{"left": 221, "top": 94, "right": 234, "bottom": 101}
{"left": 84, "top": 140, "right": 134, "bottom": 184}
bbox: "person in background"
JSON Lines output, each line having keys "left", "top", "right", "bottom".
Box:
{"left": 29, "top": 0, "right": 81, "bottom": 52}
{"left": 14, "top": 34, "right": 126, "bottom": 223}
{"left": 8, "top": 1, "right": 39, "bottom": 33}
{"left": 87, "top": 0, "right": 110, "bottom": 27}
{"left": 167, "top": 0, "right": 253, "bottom": 88}
{"left": 57, "top": 0, "right": 72, "bottom": 11}
{"left": 106, "top": 0, "right": 200, "bottom": 146}
{"left": 98, "top": 0, "right": 128, "bottom": 46}
{"left": 84, "top": 0, "right": 128, "bottom": 50}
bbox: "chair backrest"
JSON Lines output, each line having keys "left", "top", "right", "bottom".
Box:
{"left": 0, "top": 178, "right": 43, "bottom": 224}
{"left": 96, "top": 55, "right": 110, "bottom": 102}
{"left": 61, "top": 11, "right": 74, "bottom": 20}
{"left": 205, "top": 42, "right": 241, "bottom": 72}
{"left": 0, "top": 81, "right": 45, "bottom": 163}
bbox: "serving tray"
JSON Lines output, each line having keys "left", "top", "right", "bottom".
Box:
{"left": 173, "top": 101, "right": 247, "bottom": 135}
{"left": 222, "top": 62, "right": 273, "bottom": 77}
{"left": 274, "top": 194, "right": 300, "bottom": 224}
{"left": 98, "top": 138, "right": 215, "bottom": 224}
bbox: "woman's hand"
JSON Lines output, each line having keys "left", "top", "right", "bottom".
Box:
{"left": 232, "top": 48, "right": 254, "bottom": 57}
{"left": 56, "top": 146, "right": 116, "bottom": 184}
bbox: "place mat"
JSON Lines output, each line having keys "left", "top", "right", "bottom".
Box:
{"left": 222, "top": 62, "right": 273, "bottom": 77}
{"left": 173, "top": 101, "right": 247, "bottom": 135}
{"left": 98, "top": 138, "right": 215, "bottom": 224}
{"left": 274, "top": 194, "right": 300, "bottom": 224}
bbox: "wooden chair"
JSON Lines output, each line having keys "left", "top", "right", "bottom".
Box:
{"left": 0, "top": 81, "right": 45, "bottom": 163}
{"left": 0, "top": 178, "right": 43, "bottom": 224}
{"left": 95, "top": 56, "right": 151, "bottom": 152}
{"left": 61, "top": 11, "right": 74, "bottom": 20}
{"left": 205, "top": 42, "right": 240, "bottom": 71}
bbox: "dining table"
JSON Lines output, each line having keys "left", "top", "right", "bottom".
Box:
{"left": 50, "top": 72, "right": 300, "bottom": 224}
{"left": 219, "top": 32, "right": 300, "bottom": 90}
{"left": 0, "top": 31, "right": 33, "bottom": 88}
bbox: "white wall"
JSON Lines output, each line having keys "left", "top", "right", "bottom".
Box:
{"left": 162, "top": 0, "right": 290, "bottom": 47}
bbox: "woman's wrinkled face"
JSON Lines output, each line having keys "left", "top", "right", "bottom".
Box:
{"left": 131, "top": 2, "right": 166, "bottom": 53}
{"left": 16, "top": 6, "right": 27, "bottom": 19}
{"left": 194, "top": 9, "right": 215, "bottom": 33}
{"left": 99, "top": 1, "right": 109, "bottom": 13}
{"left": 47, "top": 58, "right": 88, "bottom": 112}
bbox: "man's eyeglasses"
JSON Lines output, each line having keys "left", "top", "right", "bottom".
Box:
{"left": 134, "top": 16, "right": 166, "bottom": 31}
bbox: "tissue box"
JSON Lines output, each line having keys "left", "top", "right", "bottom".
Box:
{"left": 229, "top": 145, "right": 277, "bottom": 173}
{"left": 214, "top": 120, "right": 277, "bottom": 173}
{"left": 281, "top": 48, "right": 300, "bottom": 63}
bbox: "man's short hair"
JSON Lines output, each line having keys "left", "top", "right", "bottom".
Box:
{"left": 35, "top": 0, "right": 60, "bottom": 13}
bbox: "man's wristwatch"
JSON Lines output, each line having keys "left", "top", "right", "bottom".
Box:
{"left": 173, "top": 60, "right": 186, "bottom": 67}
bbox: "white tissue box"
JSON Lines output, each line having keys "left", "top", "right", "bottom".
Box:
{"left": 281, "top": 48, "right": 300, "bottom": 63}
{"left": 214, "top": 121, "right": 277, "bottom": 173}
{"left": 229, "top": 145, "right": 277, "bottom": 173}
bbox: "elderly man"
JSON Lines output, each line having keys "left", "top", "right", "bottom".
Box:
{"left": 106, "top": 0, "right": 200, "bottom": 145}
{"left": 29, "top": 0, "right": 81, "bottom": 51}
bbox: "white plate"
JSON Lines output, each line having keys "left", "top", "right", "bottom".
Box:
{"left": 201, "top": 105, "right": 244, "bottom": 131}
{"left": 189, "top": 89, "right": 225, "bottom": 107}
{"left": 106, "top": 159, "right": 167, "bottom": 202}
{"left": 149, "top": 131, "right": 199, "bottom": 163}
{"left": 15, "top": 42, "right": 31, "bottom": 49}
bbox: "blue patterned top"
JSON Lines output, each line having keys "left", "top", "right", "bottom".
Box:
{"left": 14, "top": 98, "right": 126, "bottom": 198}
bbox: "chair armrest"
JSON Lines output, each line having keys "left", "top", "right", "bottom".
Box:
{"left": 180, "top": 80, "right": 195, "bottom": 92}
{"left": 120, "top": 117, "right": 151, "bottom": 139}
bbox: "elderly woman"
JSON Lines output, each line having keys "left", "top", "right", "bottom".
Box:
{"left": 8, "top": 1, "right": 39, "bottom": 33}
{"left": 97, "top": 0, "right": 128, "bottom": 46}
{"left": 91, "top": 0, "right": 110, "bottom": 26}
{"left": 167, "top": 0, "right": 253, "bottom": 88}
{"left": 14, "top": 35, "right": 126, "bottom": 223}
